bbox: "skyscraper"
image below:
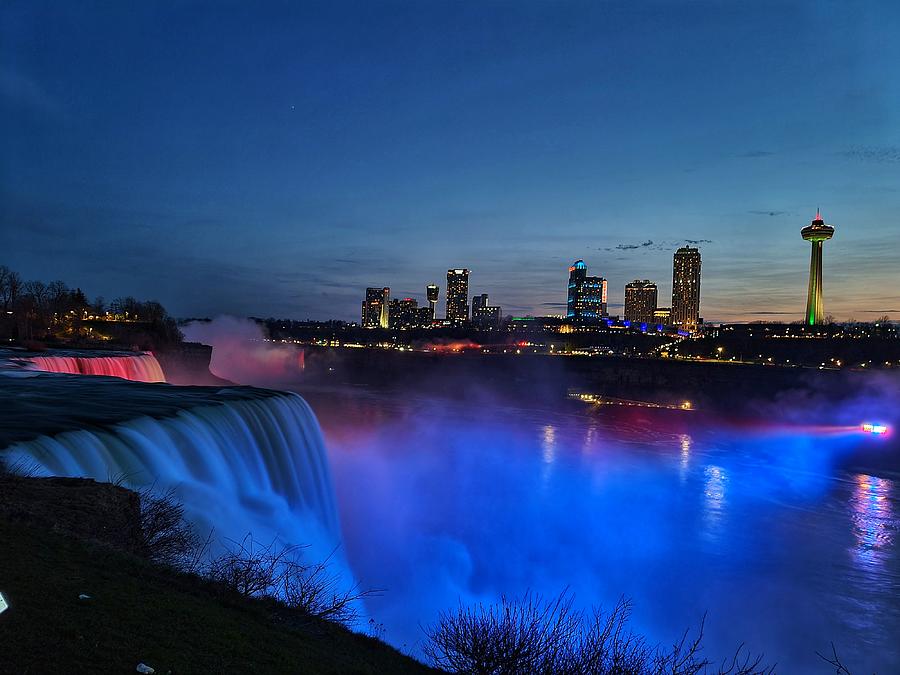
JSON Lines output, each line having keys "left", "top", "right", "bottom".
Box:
{"left": 671, "top": 247, "right": 701, "bottom": 332}
{"left": 426, "top": 284, "right": 439, "bottom": 321}
{"left": 388, "top": 297, "right": 419, "bottom": 329}
{"left": 472, "top": 293, "right": 502, "bottom": 329}
{"left": 624, "top": 280, "right": 658, "bottom": 325}
{"left": 362, "top": 287, "right": 390, "bottom": 328}
{"left": 566, "top": 260, "right": 607, "bottom": 320}
{"left": 446, "top": 269, "right": 469, "bottom": 324}
{"left": 801, "top": 209, "right": 835, "bottom": 325}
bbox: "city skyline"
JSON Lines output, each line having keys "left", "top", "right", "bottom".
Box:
{"left": 3, "top": 2, "right": 898, "bottom": 322}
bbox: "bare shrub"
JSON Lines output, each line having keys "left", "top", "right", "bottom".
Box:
{"left": 0, "top": 457, "right": 41, "bottom": 479}
{"left": 279, "top": 548, "right": 381, "bottom": 626}
{"left": 205, "top": 536, "right": 376, "bottom": 627}
{"left": 205, "top": 535, "right": 295, "bottom": 598}
{"left": 423, "top": 589, "right": 582, "bottom": 674}
{"left": 817, "top": 643, "right": 853, "bottom": 674}
{"left": 424, "top": 590, "right": 772, "bottom": 675}
{"left": 138, "top": 487, "right": 204, "bottom": 569}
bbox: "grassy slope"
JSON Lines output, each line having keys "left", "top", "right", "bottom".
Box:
{"left": 0, "top": 518, "right": 434, "bottom": 674}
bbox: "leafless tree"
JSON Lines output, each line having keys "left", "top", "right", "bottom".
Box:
{"left": 0, "top": 265, "right": 21, "bottom": 309}
{"left": 817, "top": 643, "right": 853, "bottom": 674}
{"left": 204, "top": 536, "right": 376, "bottom": 627}
{"left": 138, "top": 487, "right": 204, "bottom": 569}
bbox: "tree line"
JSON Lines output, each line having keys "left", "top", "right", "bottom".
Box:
{"left": 0, "top": 264, "right": 181, "bottom": 349}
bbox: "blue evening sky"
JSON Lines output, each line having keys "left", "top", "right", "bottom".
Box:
{"left": 2, "top": 1, "right": 899, "bottom": 322}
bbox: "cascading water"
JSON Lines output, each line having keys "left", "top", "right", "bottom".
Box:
{"left": 26, "top": 353, "right": 165, "bottom": 382}
{"left": 3, "top": 391, "right": 344, "bottom": 573}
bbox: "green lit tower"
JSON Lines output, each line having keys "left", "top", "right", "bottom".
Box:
{"left": 801, "top": 209, "right": 835, "bottom": 325}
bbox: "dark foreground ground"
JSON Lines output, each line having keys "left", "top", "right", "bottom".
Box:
{"left": 0, "top": 475, "right": 433, "bottom": 674}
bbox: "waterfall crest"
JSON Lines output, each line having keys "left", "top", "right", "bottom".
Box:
{"left": 4, "top": 391, "right": 343, "bottom": 566}
{"left": 26, "top": 353, "right": 165, "bottom": 382}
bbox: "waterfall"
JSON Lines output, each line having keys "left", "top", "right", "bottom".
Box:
{"left": 26, "top": 353, "right": 166, "bottom": 382}
{"left": 3, "top": 391, "right": 343, "bottom": 570}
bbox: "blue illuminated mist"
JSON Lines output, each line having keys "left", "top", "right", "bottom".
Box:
{"left": 312, "top": 391, "right": 899, "bottom": 672}
{"left": 3, "top": 1, "right": 899, "bottom": 322}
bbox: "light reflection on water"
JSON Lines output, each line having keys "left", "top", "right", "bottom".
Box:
{"left": 850, "top": 473, "right": 895, "bottom": 571}
{"left": 679, "top": 433, "right": 692, "bottom": 478}
{"left": 308, "top": 391, "right": 900, "bottom": 673}
{"left": 541, "top": 424, "right": 557, "bottom": 464}
{"left": 703, "top": 465, "right": 728, "bottom": 539}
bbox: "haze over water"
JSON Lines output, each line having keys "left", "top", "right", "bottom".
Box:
{"left": 302, "top": 388, "right": 898, "bottom": 673}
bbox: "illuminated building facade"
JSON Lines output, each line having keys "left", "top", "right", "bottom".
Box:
{"left": 653, "top": 307, "right": 671, "bottom": 326}
{"left": 388, "top": 297, "right": 420, "bottom": 329}
{"left": 426, "top": 284, "right": 439, "bottom": 321}
{"left": 446, "top": 269, "right": 470, "bottom": 324}
{"left": 671, "top": 247, "right": 701, "bottom": 332}
{"left": 361, "top": 287, "right": 390, "bottom": 328}
{"left": 567, "top": 260, "right": 607, "bottom": 320}
{"left": 624, "top": 280, "right": 658, "bottom": 325}
{"left": 801, "top": 209, "right": 835, "bottom": 325}
{"left": 472, "top": 293, "right": 502, "bottom": 329}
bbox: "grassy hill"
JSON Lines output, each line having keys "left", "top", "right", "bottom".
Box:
{"left": 0, "top": 476, "right": 434, "bottom": 674}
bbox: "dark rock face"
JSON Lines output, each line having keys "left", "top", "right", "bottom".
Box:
{"left": 154, "top": 342, "right": 231, "bottom": 385}
{"left": 0, "top": 475, "right": 142, "bottom": 554}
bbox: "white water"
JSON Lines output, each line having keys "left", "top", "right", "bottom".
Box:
{"left": 27, "top": 353, "right": 165, "bottom": 382}
{"left": 4, "top": 392, "right": 344, "bottom": 570}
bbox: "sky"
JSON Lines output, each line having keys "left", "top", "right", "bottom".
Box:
{"left": 2, "top": 0, "right": 899, "bottom": 323}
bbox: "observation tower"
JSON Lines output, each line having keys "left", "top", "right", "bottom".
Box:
{"left": 801, "top": 209, "right": 835, "bottom": 325}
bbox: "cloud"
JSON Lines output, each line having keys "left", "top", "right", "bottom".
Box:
{"left": 839, "top": 145, "right": 900, "bottom": 163}
{"left": 748, "top": 210, "right": 787, "bottom": 217}
{"left": 605, "top": 240, "right": 655, "bottom": 252}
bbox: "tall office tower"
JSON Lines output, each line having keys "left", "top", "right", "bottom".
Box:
{"left": 566, "top": 260, "right": 607, "bottom": 320}
{"left": 472, "top": 293, "right": 502, "bottom": 329}
{"left": 426, "top": 284, "right": 439, "bottom": 320}
{"left": 446, "top": 269, "right": 470, "bottom": 324}
{"left": 567, "top": 260, "right": 587, "bottom": 318}
{"left": 388, "top": 297, "right": 419, "bottom": 329}
{"left": 671, "top": 247, "right": 702, "bottom": 332}
{"left": 416, "top": 305, "right": 432, "bottom": 328}
{"left": 362, "top": 287, "right": 390, "bottom": 328}
{"left": 624, "top": 280, "right": 658, "bottom": 325}
{"left": 801, "top": 209, "right": 835, "bottom": 325}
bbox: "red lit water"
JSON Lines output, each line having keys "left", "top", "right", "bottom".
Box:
{"left": 27, "top": 353, "right": 165, "bottom": 382}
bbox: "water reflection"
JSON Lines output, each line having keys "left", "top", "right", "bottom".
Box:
{"left": 679, "top": 433, "right": 692, "bottom": 480}
{"left": 583, "top": 423, "right": 597, "bottom": 455}
{"left": 703, "top": 464, "right": 728, "bottom": 538}
{"left": 541, "top": 424, "right": 557, "bottom": 464}
{"left": 850, "top": 473, "right": 895, "bottom": 571}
